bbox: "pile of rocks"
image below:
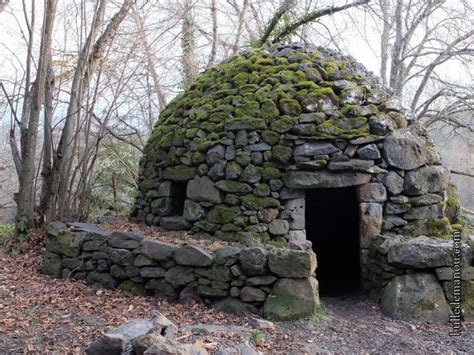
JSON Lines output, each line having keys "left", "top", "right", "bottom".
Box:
{"left": 41, "top": 222, "right": 320, "bottom": 321}
{"left": 85, "top": 313, "right": 261, "bottom": 355}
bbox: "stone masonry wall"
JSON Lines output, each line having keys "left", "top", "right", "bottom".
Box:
{"left": 41, "top": 222, "right": 320, "bottom": 321}
{"left": 364, "top": 234, "right": 474, "bottom": 322}
{"left": 131, "top": 43, "right": 458, "bottom": 250}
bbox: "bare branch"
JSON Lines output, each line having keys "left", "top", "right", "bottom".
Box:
{"left": 272, "top": 0, "right": 371, "bottom": 44}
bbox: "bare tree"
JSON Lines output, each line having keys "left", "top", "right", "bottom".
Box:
{"left": 48, "top": 0, "right": 135, "bottom": 220}
{"left": 369, "top": 0, "right": 473, "bottom": 131}
{"left": 15, "top": 0, "right": 58, "bottom": 233}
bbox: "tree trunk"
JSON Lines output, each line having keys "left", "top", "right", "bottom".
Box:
{"left": 181, "top": 0, "right": 197, "bottom": 88}
{"left": 15, "top": 0, "right": 58, "bottom": 233}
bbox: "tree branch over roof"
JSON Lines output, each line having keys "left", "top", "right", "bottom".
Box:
{"left": 270, "top": 0, "right": 371, "bottom": 44}
{"left": 257, "top": 0, "right": 296, "bottom": 47}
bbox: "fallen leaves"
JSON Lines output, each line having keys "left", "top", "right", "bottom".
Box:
{"left": 0, "top": 228, "right": 261, "bottom": 353}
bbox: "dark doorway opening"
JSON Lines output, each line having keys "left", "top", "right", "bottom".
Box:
{"left": 170, "top": 182, "right": 187, "bottom": 215}
{"left": 305, "top": 186, "right": 360, "bottom": 295}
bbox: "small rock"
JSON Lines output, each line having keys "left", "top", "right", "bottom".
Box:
{"left": 85, "top": 319, "right": 155, "bottom": 354}
{"left": 383, "top": 171, "right": 404, "bottom": 195}
{"left": 108, "top": 232, "right": 143, "bottom": 249}
{"left": 357, "top": 183, "right": 387, "bottom": 203}
{"left": 215, "top": 343, "right": 261, "bottom": 355}
{"left": 293, "top": 142, "right": 339, "bottom": 157}
{"left": 174, "top": 245, "right": 213, "bottom": 267}
{"left": 357, "top": 144, "right": 381, "bottom": 160}
{"left": 240, "top": 286, "right": 267, "bottom": 302}
{"left": 249, "top": 318, "right": 275, "bottom": 330}
{"left": 140, "top": 266, "right": 167, "bottom": 278}
{"left": 269, "top": 219, "right": 290, "bottom": 235}
{"left": 165, "top": 266, "right": 196, "bottom": 288}
{"left": 160, "top": 216, "right": 191, "bottom": 230}
{"left": 187, "top": 176, "right": 223, "bottom": 203}
{"left": 288, "top": 239, "right": 312, "bottom": 251}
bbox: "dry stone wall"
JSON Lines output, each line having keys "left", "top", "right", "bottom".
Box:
{"left": 364, "top": 234, "right": 474, "bottom": 321}
{"left": 123, "top": 42, "right": 474, "bottom": 323}
{"left": 41, "top": 222, "right": 320, "bottom": 321}
{"left": 131, "top": 43, "right": 458, "bottom": 249}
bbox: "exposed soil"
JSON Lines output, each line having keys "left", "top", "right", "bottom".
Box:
{"left": 0, "top": 228, "right": 472, "bottom": 354}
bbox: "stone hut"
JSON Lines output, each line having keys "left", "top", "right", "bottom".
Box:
{"left": 130, "top": 43, "right": 472, "bottom": 321}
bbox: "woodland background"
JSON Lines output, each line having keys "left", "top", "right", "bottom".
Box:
{"left": 0, "top": 0, "right": 472, "bottom": 234}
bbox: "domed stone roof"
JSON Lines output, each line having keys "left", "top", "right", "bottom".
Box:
{"left": 131, "top": 43, "right": 453, "bottom": 245}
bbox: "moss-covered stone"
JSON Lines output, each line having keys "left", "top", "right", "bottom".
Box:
{"left": 225, "top": 117, "right": 267, "bottom": 131}
{"left": 207, "top": 205, "right": 241, "bottom": 224}
{"left": 446, "top": 183, "right": 461, "bottom": 223}
{"left": 45, "top": 231, "right": 87, "bottom": 258}
{"left": 133, "top": 42, "right": 449, "bottom": 257}
{"left": 41, "top": 251, "right": 63, "bottom": 277}
{"left": 443, "top": 280, "right": 474, "bottom": 321}
{"left": 264, "top": 278, "right": 320, "bottom": 321}
{"left": 426, "top": 217, "right": 453, "bottom": 239}
{"left": 261, "top": 130, "right": 280, "bottom": 145}
{"left": 270, "top": 116, "right": 296, "bottom": 133}
{"left": 163, "top": 165, "right": 196, "bottom": 181}
{"left": 271, "top": 145, "right": 292, "bottom": 163}
{"left": 235, "top": 100, "right": 260, "bottom": 117}
{"left": 261, "top": 167, "right": 282, "bottom": 180}
{"left": 279, "top": 99, "right": 302, "bottom": 116}
{"left": 241, "top": 195, "right": 280, "bottom": 210}
{"left": 118, "top": 281, "right": 145, "bottom": 295}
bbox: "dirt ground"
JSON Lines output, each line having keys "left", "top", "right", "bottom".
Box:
{"left": 0, "top": 230, "right": 472, "bottom": 354}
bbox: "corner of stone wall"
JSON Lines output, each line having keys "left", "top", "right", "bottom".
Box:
{"left": 365, "top": 233, "right": 474, "bottom": 322}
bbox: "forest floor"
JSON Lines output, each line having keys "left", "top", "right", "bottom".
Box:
{"left": 0, "top": 227, "right": 473, "bottom": 354}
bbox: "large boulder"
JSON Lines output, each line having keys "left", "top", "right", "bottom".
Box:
{"left": 442, "top": 280, "right": 474, "bottom": 321}
{"left": 380, "top": 273, "right": 449, "bottom": 322}
{"left": 382, "top": 129, "right": 428, "bottom": 170}
{"left": 387, "top": 236, "right": 469, "bottom": 268}
{"left": 186, "top": 176, "right": 223, "bottom": 203}
{"left": 403, "top": 166, "right": 450, "bottom": 196}
{"left": 264, "top": 278, "right": 320, "bottom": 320}
{"left": 268, "top": 249, "right": 316, "bottom": 278}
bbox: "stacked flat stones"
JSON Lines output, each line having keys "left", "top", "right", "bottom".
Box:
{"left": 41, "top": 222, "right": 320, "bottom": 321}
{"left": 131, "top": 43, "right": 454, "bottom": 243}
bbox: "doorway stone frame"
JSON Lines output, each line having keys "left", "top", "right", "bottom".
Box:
{"left": 280, "top": 171, "right": 387, "bottom": 292}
